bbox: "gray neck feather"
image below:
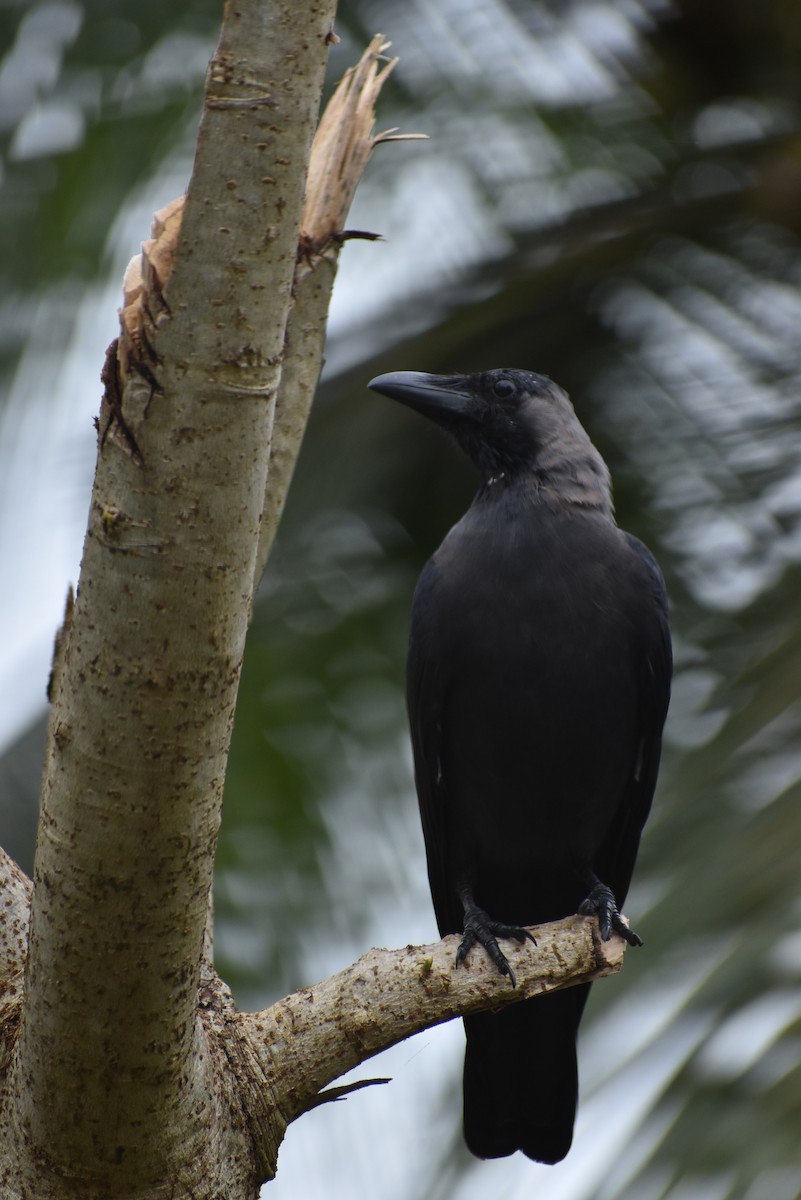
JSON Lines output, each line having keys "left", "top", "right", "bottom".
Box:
{"left": 536, "top": 436, "right": 615, "bottom": 520}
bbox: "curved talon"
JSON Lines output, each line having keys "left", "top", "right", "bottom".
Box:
{"left": 579, "top": 879, "right": 642, "bottom": 946}
{"left": 456, "top": 900, "right": 536, "bottom": 987}
{"left": 501, "top": 961, "right": 517, "bottom": 988}
{"left": 455, "top": 927, "right": 477, "bottom": 969}
{"left": 613, "top": 913, "right": 643, "bottom": 947}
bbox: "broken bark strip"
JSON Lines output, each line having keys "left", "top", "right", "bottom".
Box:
{"left": 254, "top": 36, "right": 428, "bottom": 579}
{"left": 110, "top": 36, "right": 422, "bottom": 581}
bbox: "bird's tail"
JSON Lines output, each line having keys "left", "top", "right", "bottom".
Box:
{"left": 462, "top": 984, "right": 590, "bottom": 1164}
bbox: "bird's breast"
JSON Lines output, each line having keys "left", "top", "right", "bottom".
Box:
{"left": 411, "top": 501, "right": 652, "bottom": 874}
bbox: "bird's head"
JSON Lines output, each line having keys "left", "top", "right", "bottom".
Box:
{"left": 368, "top": 368, "right": 613, "bottom": 513}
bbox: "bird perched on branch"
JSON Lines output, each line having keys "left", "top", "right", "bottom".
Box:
{"left": 368, "top": 368, "right": 671, "bottom": 1164}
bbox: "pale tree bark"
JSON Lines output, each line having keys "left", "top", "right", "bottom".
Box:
{"left": 0, "top": 4, "right": 631, "bottom": 1197}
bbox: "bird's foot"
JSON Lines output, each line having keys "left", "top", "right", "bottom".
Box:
{"left": 456, "top": 902, "right": 536, "bottom": 988}
{"left": 578, "top": 880, "right": 642, "bottom": 946}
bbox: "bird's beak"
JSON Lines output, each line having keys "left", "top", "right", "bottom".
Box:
{"left": 368, "top": 372, "right": 473, "bottom": 420}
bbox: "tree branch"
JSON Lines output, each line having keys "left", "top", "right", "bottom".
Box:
{"left": 114, "top": 35, "right": 423, "bottom": 589}
{"left": 209, "top": 915, "right": 626, "bottom": 1182}
{"left": 0, "top": 847, "right": 30, "bottom": 1030}
{"left": 254, "top": 35, "right": 426, "bottom": 580}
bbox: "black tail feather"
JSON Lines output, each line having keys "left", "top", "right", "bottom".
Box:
{"left": 462, "top": 985, "right": 590, "bottom": 1164}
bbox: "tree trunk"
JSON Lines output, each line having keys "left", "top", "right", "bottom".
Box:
{"left": 0, "top": 4, "right": 629, "bottom": 1196}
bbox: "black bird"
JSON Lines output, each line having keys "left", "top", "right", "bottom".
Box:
{"left": 368, "top": 369, "right": 671, "bottom": 1164}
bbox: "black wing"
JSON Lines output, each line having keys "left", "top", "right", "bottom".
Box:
{"left": 594, "top": 533, "right": 672, "bottom": 904}
{"left": 405, "top": 558, "right": 463, "bottom": 937}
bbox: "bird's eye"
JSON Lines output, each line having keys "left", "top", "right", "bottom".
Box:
{"left": 493, "top": 378, "right": 516, "bottom": 400}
